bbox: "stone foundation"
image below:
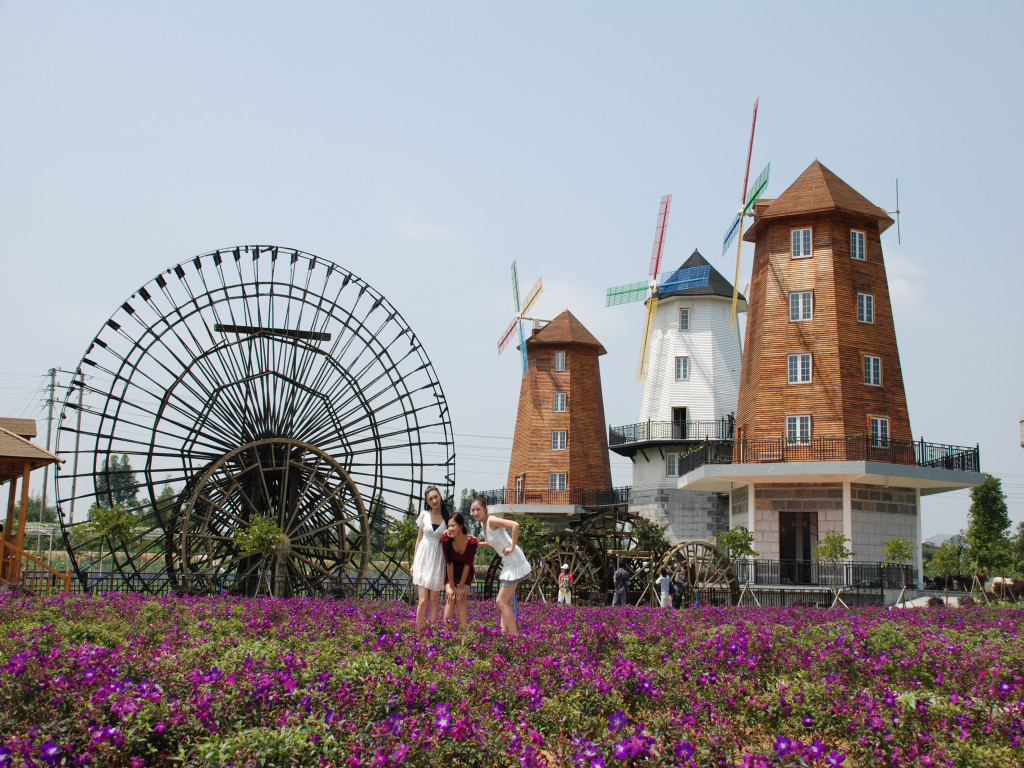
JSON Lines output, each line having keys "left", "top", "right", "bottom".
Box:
{"left": 631, "top": 488, "right": 729, "bottom": 543}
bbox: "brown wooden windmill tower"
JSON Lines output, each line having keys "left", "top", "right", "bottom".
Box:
{"left": 504, "top": 310, "right": 612, "bottom": 506}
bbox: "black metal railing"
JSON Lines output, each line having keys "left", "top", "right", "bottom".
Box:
{"left": 669, "top": 435, "right": 979, "bottom": 475}
{"left": 609, "top": 419, "right": 734, "bottom": 446}
{"left": 730, "top": 559, "right": 914, "bottom": 589}
{"left": 480, "top": 486, "right": 631, "bottom": 507}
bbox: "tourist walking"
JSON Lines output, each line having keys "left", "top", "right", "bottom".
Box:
{"left": 557, "top": 563, "right": 573, "bottom": 605}
{"left": 611, "top": 564, "right": 631, "bottom": 606}
{"left": 411, "top": 485, "right": 450, "bottom": 630}
{"left": 655, "top": 568, "right": 672, "bottom": 608}
{"left": 469, "top": 493, "right": 531, "bottom": 635}
{"left": 441, "top": 512, "right": 478, "bottom": 631}
{"left": 672, "top": 567, "right": 689, "bottom": 609}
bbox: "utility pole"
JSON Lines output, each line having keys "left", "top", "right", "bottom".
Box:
{"left": 38, "top": 368, "right": 56, "bottom": 554}
{"left": 68, "top": 373, "right": 85, "bottom": 523}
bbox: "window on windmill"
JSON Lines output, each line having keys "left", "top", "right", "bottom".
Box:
{"left": 786, "top": 415, "right": 811, "bottom": 444}
{"left": 678, "top": 307, "right": 690, "bottom": 331}
{"left": 674, "top": 356, "right": 689, "bottom": 381}
{"left": 552, "top": 430, "right": 567, "bottom": 450}
{"left": 549, "top": 472, "right": 567, "bottom": 492}
{"left": 851, "top": 230, "right": 866, "bottom": 261}
{"left": 789, "top": 291, "right": 812, "bottom": 321}
{"left": 864, "top": 355, "right": 882, "bottom": 386}
{"left": 791, "top": 228, "right": 812, "bottom": 258}
{"left": 870, "top": 416, "right": 890, "bottom": 447}
{"left": 553, "top": 392, "right": 566, "bottom": 412}
{"left": 857, "top": 293, "right": 874, "bottom": 323}
{"left": 787, "top": 353, "right": 812, "bottom": 384}
{"left": 666, "top": 453, "right": 679, "bottom": 477}
{"left": 554, "top": 351, "right": 566, "bottom": 371}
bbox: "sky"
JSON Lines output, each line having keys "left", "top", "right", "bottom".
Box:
{"left": 1, "top": 1, "right": 1022, "bottom": 540}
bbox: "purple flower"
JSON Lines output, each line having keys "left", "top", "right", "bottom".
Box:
{"left": 802, "top": 716, "right": 815, "bottom": 728}
{"left": 809, "top": 739, "right": 827, "bottom": 759}
{"left": 611, "top": 739, "right": 630, "bottom": 760}
{"left": 608, "top": 709, "right": 628, "bottom": 732}
{"left": 773, "top": 736, "right": 793, "bottom": 757}
{"left": 0, "top": 747, "right": 11, "bottom": 768}
{"left": 826, "top": 750, "right": 845, "bottom": 767}
{"left": 39, "top": 741, "right": 62, "bottom": 766}
{"left": 434, "top": 703, "right": 452, "bottom": 731}
{"left": 674, "top": 741, "right": 695, "bottom": 761}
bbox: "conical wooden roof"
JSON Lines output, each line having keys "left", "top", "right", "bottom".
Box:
{"left": 659, "top": 249, "right": 746, "bottom": 304}
{"left": 529, "top": 310, "right": 606, "bottom": 355}
{"left": 744, "top": 160, "right": 893, "bottom": 240}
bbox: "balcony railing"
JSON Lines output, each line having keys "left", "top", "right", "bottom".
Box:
{"left": 609, "top": 419, "right": 734, "bottom": 447}
{"left": 480, "top": 486, "right": 631, "bottom": 507}
{"left": 674, "top": 435, "right": 979, "bottom": 475}
{"left": 731, "top": 559, "right": 914, "bottom": 589}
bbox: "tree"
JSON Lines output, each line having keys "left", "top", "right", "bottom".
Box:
{"left": 882, "top": 536, "right": 914, "bottom": 593}
{"left": 367, "top": 492, "right": 388, "bottom": 553}
{"left": 26, "top": 493, "right": 57, "bottom": 524}
{"left": 717, "top": 526, "right": 759, "bottom": 560}
{"left": 508, "top": 514, "right": 545, "bottom": 562}
{"left": 386, "top": 501, "right": 418, "bottom": 567}
{"left": 814, "top": 530, "right": 853, "bottom": 564}
{"left": 232, "top": 514, "right": 286, "bottom": 596}
{"left": 632, "top": 517, "right": 671, "bottom": 560}
{"left": 929, "top": 531, "right": 968, "bottom": 601}
{"left": 95, "top": 454, "right": 139, "bottom": 508}
{"left": 1012, "top": 520, "right": 1024, "bottom": 577}
{"left": 81, "top": 501, "right": 140, "bottom": 576}
{"left": 457, "top": 488, "right": 481, "bottom": 538}
{"left": 966, "top": 474, "right": 1012, "bottom": 578}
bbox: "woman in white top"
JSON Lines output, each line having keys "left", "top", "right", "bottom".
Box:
{"left": 411, "top": 485, "right": 449, "bottom": 629}
{"left": 469, "top": 493, "right": 531, "bottom": 636}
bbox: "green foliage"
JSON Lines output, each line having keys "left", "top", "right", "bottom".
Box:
{"left": 457, "top": 487, "right": 482, "bottom": 538}
{"left": 508, "top": 513, "right": 545, "bottom": 561}
{"left": 367, "top": 492, "right": 388, "bottom": 552}
{"left": 385, "top": 504, "right": 418, "bottom": 565}
{"left": 631, "top": 517, "right": 671, "bottom": 558}
{"left": 814, "top": 530, "right": 853, "bottom": 564}
{"left": 926, "top": 532, "right": 967, "bottom": 585}
{"left": 882, "top": 537, "right": 914, "bottom": 566}
{"left": 1013, "top": 520, "right": 1024, "bottom": 576}
{"left": 95, "top": 453, "right": 139, "bottom": 508}
{"left": 717, "top": 525, "right": 759, "bottom": 560}
{"left": 24, "top": 492, "right": 58, "bottom": 524}
{"left": 966, "top": 474, "right": 1012, "bottom": 577}
{"left": 83, "top": 502, "right": 140, "bottom": 547}
{"left": 232, "top": 515, "right": 284, "bottom": 560}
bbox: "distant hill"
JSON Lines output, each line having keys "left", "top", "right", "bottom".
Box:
{"left": 922, "top": 533, "right": 955, "bottom": 546}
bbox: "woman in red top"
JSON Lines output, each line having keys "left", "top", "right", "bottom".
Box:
{"left": 441, "top": 512, "right": 478, "bottom": 630}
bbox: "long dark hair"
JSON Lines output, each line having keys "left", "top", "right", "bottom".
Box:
{"left": 424, "top": 485, "right": 451, "bottom": 523}
{"left": 449, "top": 512, "right": 468, "bottom": 536}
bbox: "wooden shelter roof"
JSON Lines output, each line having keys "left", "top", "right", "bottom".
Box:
{"left": 744, "top": 159, "right": 893, "bottom": 240}
{"left": 0, "top": 418, "right": 37, "bottom": 439}
{"left": 0, "top": 426, "right": 62, "bottom": 485}
{"left": 529, "top": 310, "right": 607, "bottom": 355}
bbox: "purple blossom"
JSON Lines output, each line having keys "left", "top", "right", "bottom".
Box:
{"left": 826, "top": 750, "right": 846, "bottom": 767}
{"left": 608, "top": 709, "right": 627, "bottom": 732}
{"left": 674, "top": 740, "right": 695, "bottom": 761}
{"left": 39, "top": 741, "right": 62, "bottom": 766}
{"left": 433, "top": 703, "right": 452, "bottom": 731}
{"left": 773, "top": 736, "right": 793, "bottom": 756}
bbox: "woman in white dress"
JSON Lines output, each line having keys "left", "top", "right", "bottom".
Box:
{"left": 411, "top": 485, "right": 449, "bottom": 629}
{"left": 469, "top": 493, "right": 531, "bottom": 636}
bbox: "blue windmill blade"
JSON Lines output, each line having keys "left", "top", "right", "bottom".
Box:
{"left": 722, "top": 213, "right": 741, "bottom": 257}
{"left": 517, "top": 321, "right": 528, "bottom": 375}
{"left": 659, "top": 265, "right": 710, "bottom": 293}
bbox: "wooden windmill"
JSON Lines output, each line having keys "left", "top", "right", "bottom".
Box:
{"left": 497, "top": 261, "right": 543, "bottom": 375}
{"left": 720, "top": 97, "right": 771, "bottom": 329}
{"left": 606, "top": 195, "right": 720, "bottom": 381}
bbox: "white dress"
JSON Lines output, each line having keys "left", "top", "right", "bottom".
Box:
{"left": 411, "top": 511, "right": 446, "bottom": 591}
{"left": 484, "top": 518, "right": 532, "bottom": 583}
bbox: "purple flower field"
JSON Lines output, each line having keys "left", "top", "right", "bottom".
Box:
{"left": 1, "top": 594, "right": 1022, "bottom": 767}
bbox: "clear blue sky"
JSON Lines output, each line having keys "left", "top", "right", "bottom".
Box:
{"left": 2, "top": 2, "right": 1022, "bottom": 539}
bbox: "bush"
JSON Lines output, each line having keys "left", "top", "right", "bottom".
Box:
{"left": 927, "top": 596, "right": 945, "bottom": 608}
{"left": 958, "top": 594, "right": 976, "bottom": 607}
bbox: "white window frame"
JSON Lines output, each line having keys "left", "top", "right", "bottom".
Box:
{"left": 549, "top": 472, "right": 566, "bottom": 492}
{"left": 870, "top": 416, "right": 890, "bottom": 447}
{"left": 551, "top": 430, "right": 567, "bottom": 450}
{"left": 553, "top": 392, "right": 566, "bottom": 412}
{"left": 791, "top": 228, "right": 812, "bottom": 258}
{"left": 857, "top": 293, "right": 874, "bottom": 324}
{"left": 554, "top": 351, "right": 566, "bottom": 371}
{"left": 851, "top": 230, "right": 866, "bottom": 261}
{"left": 666, "top": 453, "right": 679, "bottom": 477}
{"left": 678, "top": 307, "right": 690, "bottom": 332}
{"left": 674, "top": 356, "right": 689, "bottom": 381}
{"left": 786, "top": 415, "right": 811, "bottom": 445}
{"left": 864, "top": 355, "right": 881, "bottom": 386}
{"left": 789, "top": 291, "right": 812, "bottom": 322}
{"left": 787, "top": 353, "right": 812, "bottom": 384}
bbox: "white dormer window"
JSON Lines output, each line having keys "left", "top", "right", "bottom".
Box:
{"left": 791, "top": 228, "right": 812, "bottom": 258}
{"left": 678, "top": 307, "right": 690, "bottom": 331}
{"left": 851, "top": 230, "right": 866, "bottom": 261}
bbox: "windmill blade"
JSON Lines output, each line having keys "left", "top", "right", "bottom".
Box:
{"left": 648, "top": 194, "right": 673, "bottom": 278}
{"left": 517, "top": 321, "right": 529, "bottom": 376}
{"left": 896, "top": 178, "right": 901, "bottom": 245}
{"left": 658, "top": 265, "right": 710, "bottom": 293}
{"left": 721, "top": 213, "right": 741, "bottom": 257}
{"left": 739, "top": 98, "right": 759, "bottom": 204}
{"left": 635, "top": 295, "right": 659, "bottom": 381}
{"left": 743, "top": 163, "right": 770, "bottom": 216}
{"left": 520, "top": 277, "right": 543, "bottom": 317}
{"left": 730, "top": 97, "right": 760, "bottom": 330}
{"left": 497, "top": 318, "right": 519, "bottom": 354}
{"left": 511, "top": 260, "right": 522, "bottom": 312}
{"left": 606, "top": 280, "right": 649, "bottom": 307}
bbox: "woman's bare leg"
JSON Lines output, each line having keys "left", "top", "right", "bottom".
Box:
{"left": 496, "top": 584, "right": 518, "bottom": 635}
{"left": 416, "top": 585, "right": 430, "bottom": 629}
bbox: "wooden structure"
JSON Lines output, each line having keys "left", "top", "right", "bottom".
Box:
{"left": 0, "top": 419, "right": 70, "bottom": 595}
{"left": 736, "top": 160, "right": 911, "bottom": 442}
{"left": 505, "top": 310, "right": 612, "bottom": 500}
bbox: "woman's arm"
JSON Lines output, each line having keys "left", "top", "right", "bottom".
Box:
{"left": 488, "top": 516, "right": 520, "bottom": 555}
{"left": 458, "top": 539, "right": 477, "bottom": 588}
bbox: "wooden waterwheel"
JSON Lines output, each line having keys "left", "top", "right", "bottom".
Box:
{"left": 522, "top": 529, "right": 605, "bottom": 603}
{"left": 656, "top": 540, "right": 739, "bottom": 606}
